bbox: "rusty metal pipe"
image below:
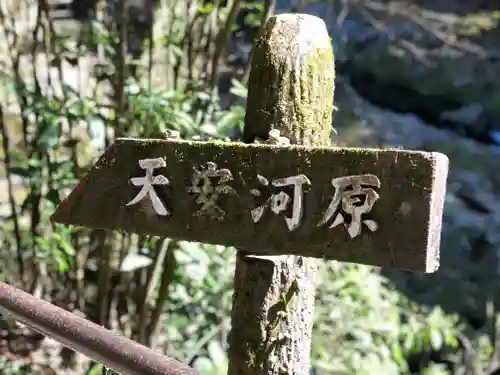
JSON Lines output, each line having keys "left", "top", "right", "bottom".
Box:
{"left": 0, "top": 282, "right": 199, "bottom": 375}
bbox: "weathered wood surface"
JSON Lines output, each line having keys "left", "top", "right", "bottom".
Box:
{"left": 52, "top": 137, "right": 449, "bottom": 272}
{"left": 229, "top": 13, "right": 334, "bottom": 375}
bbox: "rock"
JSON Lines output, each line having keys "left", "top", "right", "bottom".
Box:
{"left": 440, "top": 103, "right": 485, "bottom": 126}
{"left": 334, "top": 76, "right": 500, "bottom": 325}
{"left": 440, "top": 103, "right": 491, "bottom": 140}
{"left": 311, "top": 0, "right": 500, "bottom": 144}
{"left": 346, "top": 3, "right": 499, "bottom": 107}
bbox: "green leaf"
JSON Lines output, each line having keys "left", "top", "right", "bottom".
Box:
{"left": 229, "top": 79, "right": 248, "bottom": 99}
{"left": 9, "top": 166, "right": 32, "bottom": 177}
{"left": 217, "top": 108, "right": 244, "bottom": 135}
{"left": 87, "top": 116, "right": 106, "bottom": 143}
{"left": 87, "top": 363, "right": 104, "bottom": 375}
{"left": 46, "top": 188, "right": 61, "bottom": 207}
{"left": 207, "top": 341, "right": 227, "bottom": 367}
{"left": 429, "top": 329, "right": 443, "bottom": 350}
{"left": 51, "top": 159, "right": 74, "bottom": 173}
{"left": 197, "top": 2, "right": 213, "bottom": 14}
{"left": 54, "top": 253, "right": 70, "bottom": 273}
{"left": 60, "top": 240, "right": 76, "bottom": 257}
{"left": 390, "top": 343, "right": 405, "bottom": 366}
{"left": 196, "top": 91, "right": 212, "bottom": 102}
{"left": 200, "top": 123, "right": 218, "bottom": 136}
{"left": 402, "top": 332, "right": 415, "bottom": 352}
{"left": 119, "top": 253, "right": 153, "bottom": 272}
{"left": 36, "top": 122, "right": 62, "bottom": 150}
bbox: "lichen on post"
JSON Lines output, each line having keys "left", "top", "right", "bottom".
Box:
{"left": 228, "top": 14, "right": 335, "bottom": 375}
{"left": 242, "top": 14, "right": 335, "bottom": 147}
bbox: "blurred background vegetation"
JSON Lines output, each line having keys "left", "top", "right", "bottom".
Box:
{"left": 0, "top": 0, "right": 499, "bottom": 374}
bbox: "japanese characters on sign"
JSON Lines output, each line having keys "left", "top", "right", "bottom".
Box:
{"left": 126, "top": 158, "right": 170, "bottom": 216}
{"left": 318, "top": 174, "right": 380, "bottom": 238}
{"left": 188, "top": 161, "right": 236, "bottom": 220}
{"left": 249, "top": 174, "right": 311, "bottom": 232}
{"left": 125, "top": 157, "right": 381, "bottom": 239}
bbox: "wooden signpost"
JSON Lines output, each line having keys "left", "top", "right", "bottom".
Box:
{"left": 52, "top": 136, "right": 447, "bottom": 271}
{"left": 51, "top": 13, "right": 449, "bottom": 375}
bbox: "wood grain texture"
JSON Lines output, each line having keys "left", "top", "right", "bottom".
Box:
{"left": 229, "top": 13, "right": 334, "bottom": 375}
{"left": 52, "top": 138, "right": 449, "bottom": 272}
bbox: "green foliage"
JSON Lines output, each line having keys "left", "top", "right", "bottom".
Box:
{"left": 0, "top": 358, "right": 31, "bottom": 375}
{"left": 240, "top": 2, "right": 265, "bottom": 29}
{"left": 192, "top": 341, "right": 229, "bottom": 375}
{"left": 458, "top": 11, "right": 500, "bottom": 36}
{"left": 34, "top": 225, "right": 76, "bottom": 273}
{"left": 86, "top": 364, "right": 105, "bottom": 375}
{"left": 312, "top": 264, "right": 460, "bottom": 375}
{"left": 164, "top": 243, "right": 234, "bottom": 363}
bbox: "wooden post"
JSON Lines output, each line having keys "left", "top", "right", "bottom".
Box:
{"left": 228, "top": 14, "right": 334, "bottom": 375}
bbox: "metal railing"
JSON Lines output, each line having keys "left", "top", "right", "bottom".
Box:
{"left": 0, "top": 282, "right": 200, "bottom": 375}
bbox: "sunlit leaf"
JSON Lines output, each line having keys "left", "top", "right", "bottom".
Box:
{"left": 87, "top": 363, "right": 105, "bottom": 375}
{"left": 120, "top": 253, "right": 153, "bottom": 272}
{"left": 429, "top": 329, "right": 443, "bottom": 350}
{"left": 36, "top": 122, "right": 62, "bottom": 150}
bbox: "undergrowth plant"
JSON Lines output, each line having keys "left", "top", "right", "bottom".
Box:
{"left": 0, "top": 0, "right": 246, "bottom": 361}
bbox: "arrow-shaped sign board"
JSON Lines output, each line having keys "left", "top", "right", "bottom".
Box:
{"left": 51, "top": 138, "right": 449, "bottom": 272}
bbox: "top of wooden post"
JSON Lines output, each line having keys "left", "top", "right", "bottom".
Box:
{"left": 243, "top": 13, "right": 335, "bottom": 147}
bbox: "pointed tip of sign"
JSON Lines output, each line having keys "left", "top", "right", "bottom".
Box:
{"left": 51, "top": 174, "right": 88, "bottom": 226}
{"left": 51, "top": 140, "right": 123, "bottom": 227}
{"left": 51, "top": 193, "right": 73, "bottom": 225}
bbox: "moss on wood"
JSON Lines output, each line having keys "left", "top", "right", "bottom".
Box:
{"left": 52, "top": 137, "right": 448, "bottom": 272}
{"left": 231, "top": 14, "right": 336, "bottom": 375}
{"left": 242, "top": 15, "right": 335, "bottom": 147}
